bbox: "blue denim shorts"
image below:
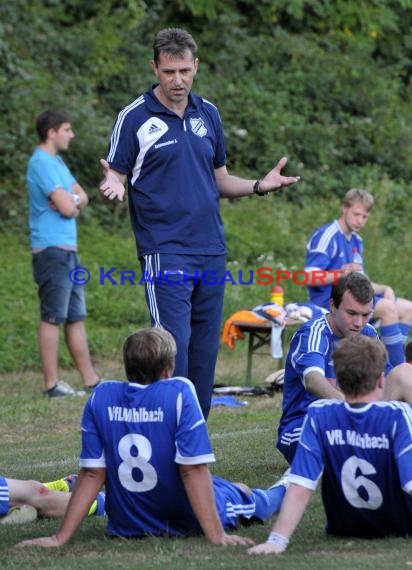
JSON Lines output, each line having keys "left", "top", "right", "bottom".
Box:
{"left": 0, "top": 475, "right": 9, "bottom": 516}
{"left": 32, "top": 248, "right": 86, "bottom": 324}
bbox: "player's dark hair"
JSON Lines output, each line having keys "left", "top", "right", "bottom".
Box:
{"left": 153, "top": 28, "right": 197, "bottom": 64}
{"left": 332, "top": 335, "right": 387, "bottom": 397}
{"left": 123, "top": 328, "right": 176, "bottom": 383}
{"left": 36, "top": 109, "right": 71, "bottom": 142}
{"left": 331, "top": 271, "right": 374, "bottom": 308}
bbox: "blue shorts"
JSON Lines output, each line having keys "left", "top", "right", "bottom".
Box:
{"left": 212, "top": 475, "right": 285, "bottom": 528}
{"left": 212, "top": 475, "right": 255, "bottom": 528}
{"left": 32, "top": 248, "right": 86, "bottom": 324}
{"left": 0, "top": 475, "right": 9, "bottom": 517}
{"left": 276, "top": 418, "right": 303, "bottom": 465}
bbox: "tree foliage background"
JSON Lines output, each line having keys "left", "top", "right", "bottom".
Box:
{"left": 2, "top": 0, "right": 412, "bottom": 234}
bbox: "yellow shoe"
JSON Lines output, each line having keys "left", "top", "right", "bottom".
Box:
{"left": 88, "top": 492, "right": 106, "bottom": 517}
{"left": 43, "top": 478, "right": 69, "bottom": 492}
{"left": 43, "top": 475, "right": 105, "bottom": 517}
{"left": 43, "top": 473, "right": 77, "bottom": 493}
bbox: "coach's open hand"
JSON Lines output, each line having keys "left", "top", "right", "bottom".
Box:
{"left": 99, "top": 159, "right": 125, "bottom": 202}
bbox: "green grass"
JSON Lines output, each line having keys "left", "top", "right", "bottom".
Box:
{"left": 1, "top": 370, "right": 412, "bottom": 569}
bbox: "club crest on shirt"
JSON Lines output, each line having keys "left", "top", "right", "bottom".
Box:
{"left": 190, "top": 117, "right": 207, "bottom": 138}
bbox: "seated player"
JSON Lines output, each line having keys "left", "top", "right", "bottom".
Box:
{"left": 277, "top": 271, "right": 412, "bottom": 465}
{"left": 249, "top": 335, "right": 412, "bottom": 556}
{"left": 16, "top": 328, "right": 289, "bottom": 548}
{"left": 305, "top": 188, "right": 412, "bottom": 366}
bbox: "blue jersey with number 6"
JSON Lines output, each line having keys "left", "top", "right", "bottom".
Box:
{"left": 79, "top": 379, "right": 215, "bottom": 537}
{"left": 290, "top": 399, "right": 412, "bottom": 537}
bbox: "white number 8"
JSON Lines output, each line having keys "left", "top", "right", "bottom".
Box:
{"left": 341, "top": 456, "right": 383, "bottom": 510}
{"left": 118, "top": 433, "right": 158, "bottom": 492}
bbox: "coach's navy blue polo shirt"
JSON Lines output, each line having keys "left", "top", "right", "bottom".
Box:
{"left": 107, "top": 86, "right": 227, "bottom": 257}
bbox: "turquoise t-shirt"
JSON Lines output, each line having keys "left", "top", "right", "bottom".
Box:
{"left": 26, "top": 147, "right": 77, "bottom": 249}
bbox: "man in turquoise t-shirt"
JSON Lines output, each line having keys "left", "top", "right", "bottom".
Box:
{"left": 26, "top": 109, "right": 100, "bottom": 397}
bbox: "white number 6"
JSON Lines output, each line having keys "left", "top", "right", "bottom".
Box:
{"left": 341, "top": 456, "right": 383, "bottom": 510}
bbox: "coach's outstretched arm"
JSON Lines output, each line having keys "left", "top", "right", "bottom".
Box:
{"left": 215, "top": 157, "right": 300, "bottom": 199}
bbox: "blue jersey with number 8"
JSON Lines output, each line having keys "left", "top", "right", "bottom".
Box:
{"left": 80, "top": 379, "right": 215, "bottom": 537}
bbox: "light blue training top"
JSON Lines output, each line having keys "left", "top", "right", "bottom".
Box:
{"left": 26, "top": 147, "right": 77, "bottom": 250}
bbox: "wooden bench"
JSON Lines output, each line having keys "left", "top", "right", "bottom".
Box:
{"left": 232, "top": 318, "right": 302, "bottom": 385}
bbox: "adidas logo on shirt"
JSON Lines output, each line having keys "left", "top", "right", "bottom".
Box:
{"left": 140, "top": 118, "right": 168, "bottom": 144}
{"left": 148, "top": 123, "right": 162, "bottom": 135}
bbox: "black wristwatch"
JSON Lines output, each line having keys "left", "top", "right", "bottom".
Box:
{"left": 253, "top": 180, "right": 269, "bottom": 196}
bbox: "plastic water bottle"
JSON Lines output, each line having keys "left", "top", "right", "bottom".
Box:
{"left": 271, "top": 285, "right": 284, "bottom": 307}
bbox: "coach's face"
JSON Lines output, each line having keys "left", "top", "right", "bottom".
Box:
{"left": 329, "top": 290, "right": 373, "bottom": 338}
{"left": 151, "top": 49, "right": 198, "bottom": 108}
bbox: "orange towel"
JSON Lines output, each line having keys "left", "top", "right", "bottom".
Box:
{"left": 221, "top": 310, "right": 270, "bottom": 350}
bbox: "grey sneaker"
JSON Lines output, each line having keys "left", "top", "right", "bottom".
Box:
{"left": 44, "top": 380, "right": 84, "bottom": 398}
{"left": 0, "top": 505, "right": 38, "bottom": 525}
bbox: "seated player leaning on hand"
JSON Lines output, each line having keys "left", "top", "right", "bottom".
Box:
{"left": 16, "top": 328, "right": 289, "bottom": 549}
{"left": 305, "top": 188, "right": 412, "bottom": 366}
{"left": 249, "top": 334, "right": 412, "bottom": 556}
{"left": 277, "top": 271, "right": 412, "bottom": 465}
